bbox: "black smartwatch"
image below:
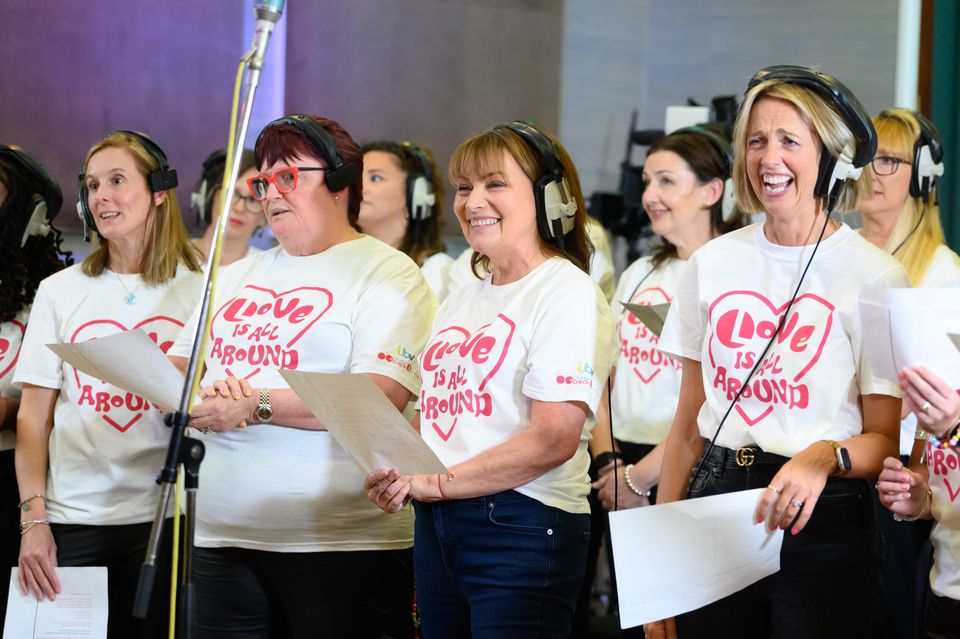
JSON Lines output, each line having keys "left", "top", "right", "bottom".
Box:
{"left": 824, "top": 440, "right": 851, "bottom": 475}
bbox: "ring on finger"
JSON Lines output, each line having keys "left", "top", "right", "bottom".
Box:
{"left": 767, "top": 485, "right": 782, "bottom": 494}
{"left": 791, "top": 499, "right": 804, "bottom": 509}
{"left": 201, "top": 427, "right": 212, "bottom": 435}
{"left": 921, "top": 400, "right": 931, "bottom": 414}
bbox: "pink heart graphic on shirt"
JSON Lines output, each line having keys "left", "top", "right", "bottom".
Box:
{"left": 707, "top": 291, "right": 834, "bottom": 426}
{"left": 419, "top": 313, "right": 516, "bottom": 441}
{"left": 209, "top": 285, "right": 333, "bottom": 380}
{"left": 70, "top": 316, "right": 184, "bottom": 432}
{"left": 945, "top": 479, "right": 960, "bottom": 503}
{"left": 0, "top": 320, "right": 26, "bottom": 383}
{"left": 618, "top": 287, "right": 676, "bottom": 384}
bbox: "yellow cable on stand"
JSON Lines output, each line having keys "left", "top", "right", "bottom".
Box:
{"left": 167, "top": 53, "right": 250, "bottom": 639}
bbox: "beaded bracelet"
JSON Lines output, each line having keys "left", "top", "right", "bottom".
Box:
{"left": 19, "top": 519, "right": 50, "bottom": 535}
{"left": 934, "top": 424, "right": 960, "bottom": 451}
{"left": 18, "top": 493, "right": 45, "bottom": 512}
{"left": 623, "top": 464, "right": 652, "bottom": 498}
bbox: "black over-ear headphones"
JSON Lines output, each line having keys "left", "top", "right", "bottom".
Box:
{"left": 910, "top": 112, "right": 944, "bottom": 204}
{"left": 401, "top": 142, "right": 436, "bottom": 221}
{"left": 498, "top": 121, "right": 578, "bottom": 248}
{"left": 256, "top": 114, "right": 356, "bottom": 193}
{"left": 0, "top": 144, "right": 63, "bottom": 247}
{"left": 76, "top": 130, "right": 178, "bottom": 242}
{"left": 191, "top": 148, "right": 228, "bottom": 226}
{"left": 746, "top": 65, "right": 877, "bottom": 210}
{"left": 671, "top": 126, "right": 737, "bottom": 222}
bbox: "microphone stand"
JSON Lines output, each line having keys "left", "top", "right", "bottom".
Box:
{"left": 132, "top": 4, "right": 284, "bottom": 637}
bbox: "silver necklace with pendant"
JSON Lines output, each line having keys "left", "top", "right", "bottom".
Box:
{"left": 114, "top": 271, "right": 141, "bottom": 305}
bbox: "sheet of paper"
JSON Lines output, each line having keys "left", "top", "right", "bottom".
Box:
{"left": 859, "top": 287, "right": 960, "bottom": 387}
{"left": 4, "top": 566, "right": 108, "bottom": 639}
{"left": 48, "top": 329, "right": 186, "bottom": 413}
{"left": 950, "top": 334, "right": 960, "bottom": 353}
{"left": 608, "top": 488, "right": 782, "bottom": 629}
{"left": 622, "top": 302, "right": 671, "bottom": 338}
{"left": 280, "top": 370, "right": 448, "bottom": 475}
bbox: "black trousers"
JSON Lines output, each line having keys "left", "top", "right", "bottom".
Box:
{"left": 0, "top": 449, "right": 20, "bottom": 634}
{"left": 193, "top": 545, "right": 415, "bottom": 639}
{"left": 52, "top": 519, "right": 174, "bottom": 639}
{"left": 676, "top": 445, "right": 886, "bottom": 639}
{"left": 923, "top": 591, "right": 960, "bottom": 639}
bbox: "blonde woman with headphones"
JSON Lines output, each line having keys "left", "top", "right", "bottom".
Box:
{"left": 858, "top": 108, "right": 960, "bottom": 639}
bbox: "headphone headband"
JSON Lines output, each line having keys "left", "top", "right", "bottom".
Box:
{"left": 257, "top": 114, "right": 356, "bottom": 193}
{"left": 746, "top": 65, "right": 876, "bottom": 209}
{"left": 75, "top": 130, "right": 177, "bottom": 241}
{"left": 498, "top": 121, "right": 577, "bottom": 247}
{"left": 747, "top": 65, "right": 876, "bottom": 168}
{"left": 671, "top": 126, "right": 733, "bottom": 175}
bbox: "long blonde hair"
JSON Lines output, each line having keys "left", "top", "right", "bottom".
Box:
{"left": 872, "top": 109, "right": 945, "bottom": 286}
{"left": 80, "top": 132, "right": 201, "bottom": 284}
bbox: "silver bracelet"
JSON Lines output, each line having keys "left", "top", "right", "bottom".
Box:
{"left": 623, "top": 464, "right": 651, "bottom": 498}
{"left": 893, "top": 488, "right": 932, "bottom": 522}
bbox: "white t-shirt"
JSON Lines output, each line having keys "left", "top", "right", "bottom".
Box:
{"left": 169, "top": 236, "right": 436, "bottom": 552}
{"left": 587, "top": 218, "right": 616, "bottom": 302}
{"left": 0, "top": 307, "right": 30, "bottom": 451}
{"left": 13, "top": 265, "right": 202, "bottom": 524}
{"left": 445, "top": 217, "right": 615, "bottom": 301}
{"left": 659, "top": 224, "right": 908, "bottom": 457}
{"left": 896, "top": 244, "right": 960, "bottom": 455}
{"left": 926, "top": 439, "right": 960, "bottom": 599}
{"left": 418, "top": 257, "right": 615, "bottom": 514}
{"left": 920, "top": 244, "right": 960, "bottom": 288}
{"left": 421, "top": 251, "right": 454, "bottom": 305}
{"left": 611, "top": 257, "right": 686, "bottom": 445}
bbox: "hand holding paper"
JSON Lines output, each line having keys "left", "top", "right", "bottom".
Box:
{"left": 859, "top": 286, "right": 960, "bottom": 387}
{"left": 47, "top": 329, "right": 186, "bottom": 412}
{"left": 280, "top": 370, "right": 447, "bottom": 476}
{"left": 608, "top": 489, "right": 782, "bottom": 629}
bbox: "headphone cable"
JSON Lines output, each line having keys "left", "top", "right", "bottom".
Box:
{"left": 687, "top": 209, "right": 834, "bottom": 494}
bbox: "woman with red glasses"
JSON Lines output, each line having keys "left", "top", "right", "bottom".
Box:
{"left": 168, "top": 114, "right": 436, "bottom": 639}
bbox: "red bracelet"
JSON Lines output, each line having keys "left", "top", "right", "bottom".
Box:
{"left": 437, "top": 473, "right": 455, "bottom": 500}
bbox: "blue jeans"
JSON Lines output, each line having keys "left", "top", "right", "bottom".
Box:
{"left": 677, "top": 445, "right": 885, "bottom": 639}
{"left": 413, "top": 490, "right": 590, "bottom": 638}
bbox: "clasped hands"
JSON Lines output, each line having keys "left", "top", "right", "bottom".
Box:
{"left": 188, "top": 376, "right": 257, "bottom": 433}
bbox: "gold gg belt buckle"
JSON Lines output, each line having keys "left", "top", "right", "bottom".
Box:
{"left": 735, "top": 447, "right": 756, "bottom": 467}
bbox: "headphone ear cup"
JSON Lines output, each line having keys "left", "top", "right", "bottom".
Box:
{"left": 815, "top": 154, "right": 861, "bottom": 208}
{"left": 721, "top": 177, "right": 736, "bottom": 222}
{"left": 76, "top": 184, "right": 95, "bottom": 242}
{"left": 324, "top": 164, "right": 357, "bottom": 195}
{"left": 536, "top": 176, "right": 577, "bottom": 242}
{"left": 407, "top": 175, "right": 435, "bottom": 221}
{"left": 21, "top": 197, "right": 51, "bottom": 248}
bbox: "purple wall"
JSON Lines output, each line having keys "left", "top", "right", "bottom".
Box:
{"left": 0, "top": 1, "right": 563, "bottom": 235}
{"left": 0, "top": 1, "right": 246, "bottom": 229}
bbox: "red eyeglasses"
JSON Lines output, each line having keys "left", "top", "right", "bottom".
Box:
{"left": 247, "top": 167, "right": 325, "bottom": 200}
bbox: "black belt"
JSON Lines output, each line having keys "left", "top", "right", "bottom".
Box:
{"left": 701, "top": 444, "right": 791, "bottom": 469}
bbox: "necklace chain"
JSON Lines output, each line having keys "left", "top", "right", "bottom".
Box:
{"left": 114, "top": 271, "right": 141, "bottom": 305}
